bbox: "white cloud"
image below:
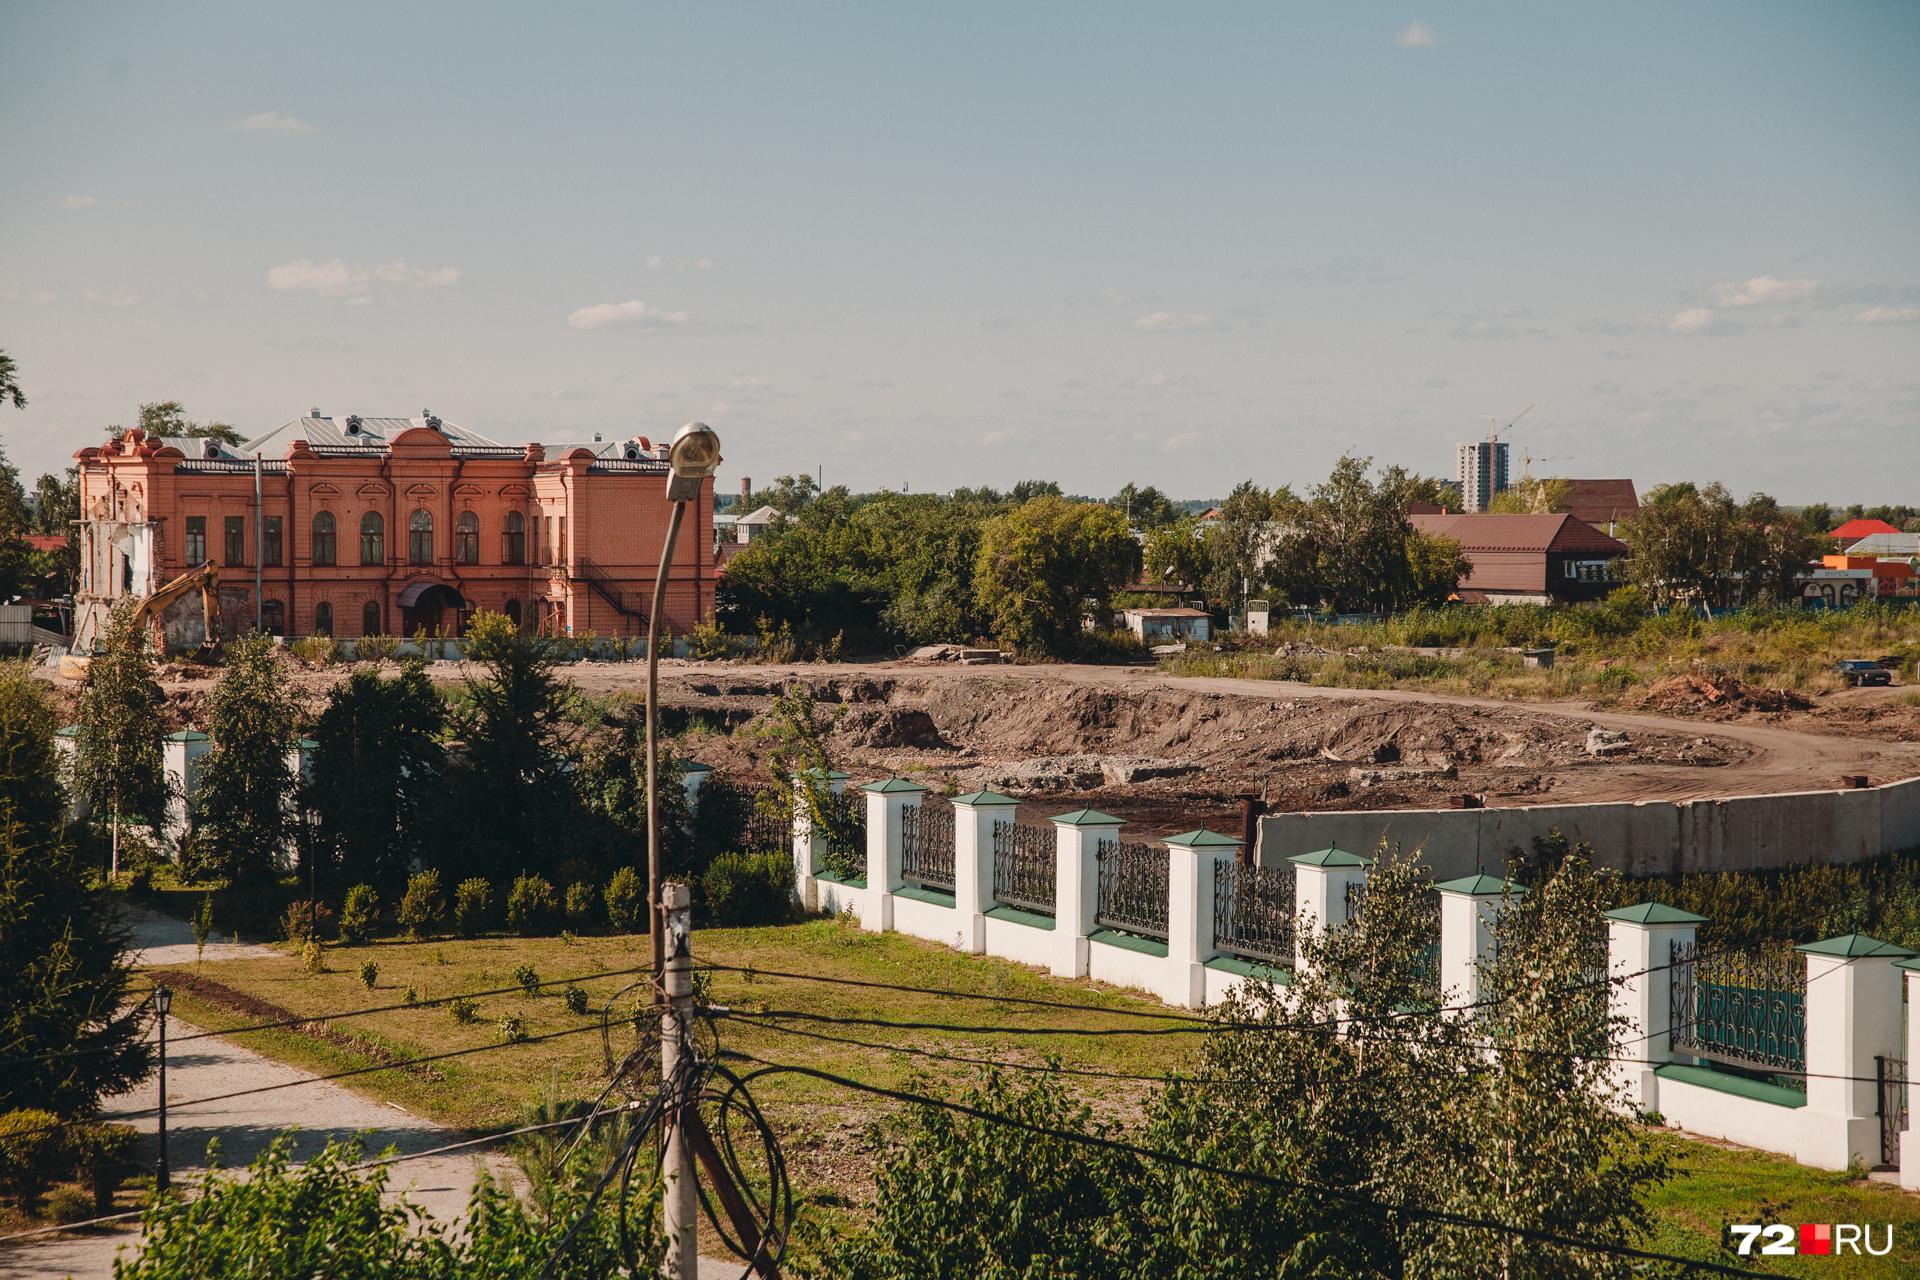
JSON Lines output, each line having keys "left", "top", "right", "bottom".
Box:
{"left": 1667, "top": 307, "right": 1716, "bottom": 334}
{"left": 566, "top": 299, "right": 692, "bottom": 331}
{"left": 1852, "top": 307, "right": 1920, "bottom": 326}
{"left": 1132, "top": 311, "right": 1224, "bottom": 333}
{"left": 109, "top": 294, "right": 141, "bottom": 309}
{"left": 267, "top": 258, "right": 463, "bottom": 300}
{"left": 1708, "top": 275, "right": 1817, "bottom": 307}
{"left": 233, "top": 110, "right": 317, "bottom": 135}
{"left": 644, "top": 254, "right": 716, "bottom": 273}
{"left": 62, "top": 194, "right": 99, "bottom": 208}
{"left": 1397, "top": 21, "right": 1437, "bottom": 48}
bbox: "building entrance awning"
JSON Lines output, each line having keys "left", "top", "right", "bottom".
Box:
{"left": 396, "top": 580, "right": 465, "bottom": 608}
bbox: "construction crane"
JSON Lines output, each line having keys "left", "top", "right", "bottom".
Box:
{"left": 1522, "top": 449, "right": 1571, "bottom": 472}
{"left": 1489, "top": 403, "right": 1534, "bottom": 443}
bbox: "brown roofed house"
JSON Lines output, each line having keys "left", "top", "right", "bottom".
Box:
{"left": 1559, "top": 478, "right": 1638, "bottom": 531}
{"left": 1408, "top": 512, "right": 1628, "bottom": 604}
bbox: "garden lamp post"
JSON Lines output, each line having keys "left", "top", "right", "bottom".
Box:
{"left": 154, "top": 984, "right": 172, "bottom": 1192}
{"left": 647, "top": 423, "right": 721, "bottom": 978}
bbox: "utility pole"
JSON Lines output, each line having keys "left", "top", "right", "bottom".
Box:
{"left": 154, "top": 985, "right": 172, "bottom": 1192}
{"left": 660, "top": 883, "right": 696, "bottom": 1279}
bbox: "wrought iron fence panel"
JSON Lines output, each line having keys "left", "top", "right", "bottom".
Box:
{"left": 1344, "top": 881, "right": 1366, "bottom": 925}
{"left": 992, "top": 820, "right": 1055, "bottom": 915}
{"left": 742, "top": 809, "right": 789, "bottom": 856}
{"left": 901, "top": 802, "right": 956, "bottom": 891}
{"left": 1213, "top": 861, "right": 1295, "bottom": 965}
{"left": 816, "top": 790, "right": 866, "bottom": 882}
{"left": 1095, "top": 839, "right": 1169, "bottom": 941}
{"left": 1879, "top": 1055, "right": 1908, "bottom": 1169}
{"left": 1669, "top": 940, "right": 1807, "bottom": 1079}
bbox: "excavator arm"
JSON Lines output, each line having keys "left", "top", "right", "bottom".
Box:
{"left": 130, "top": 560, "right": 221, "bottom": 650}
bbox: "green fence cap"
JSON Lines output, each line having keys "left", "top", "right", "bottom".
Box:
{"left": 1602, "top": 902, "right": 1708, "bottom": 926}
{"left": 1164, "top": 828, "right": 1244, "bottom": 848}
{"left": 860, "top": 776, "right": 927, "bottom": 794}
{"left": 951, "top": 789, "right": 1019, "bottom": 807}
{"left": 1434, "top": 873, "right": 1525, "bottom": 896}
{"left": 1288, "top": 846, "right": 1371, "bottom": 868}
{"left": 1796, "top": 933, "right": 1914, "bottom": 959}
{"left": 1050, "top": 808, "right": 1123, "bottom": 827}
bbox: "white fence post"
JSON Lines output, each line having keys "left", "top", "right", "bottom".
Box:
{"left": 680, "top": 760, "right": 711, "bottom": 811}
{"left": 1796, "top": 933, "right": 1913, "bottom": 1170}
{"left": 1050, "top": 808, "right": 1121, "bottom": 979}
{"left": 792, "top": 768, "right": 849, "bottom": 914}
{"left": 861, "top": 777, "right": 926, "bottom": 934}
{"left": 1602, "top": 902, "right": 1705, "bottom": 1114}
{"left": 1436, "top": 874, "right": 1523, "bottom": 1010}
{"left": 951, "top": 789, "right": 1019, "bottom": 955}
{"left": 1901, "top": 960, "right": 1920, "bottom": 1190}
{"left": 161, "top": 729, "right": 213, "bottom": 851}
{"left": 1289, "top": 847, "right": 1371, "bottom": 972}
{"left": 1165, "top": 829, "right": 1241, "bottom": 1010}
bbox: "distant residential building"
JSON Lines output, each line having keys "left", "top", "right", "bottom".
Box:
{"left": 731, "top": 505, "right": 782, "bottom": 544}
{"left": 1559, "top": 478, "right": 1639, "bottom": 532}
{"left": 1121, "top": 607, "right": 1212, "bottom": 644}
{"left": 1409, "top": 512, "right": 1627, "bottom": 604}
{"left": 1455, "top": 440, "right": 1510, "bottom": 512}
{"left": 1840, "top": 531, "right": 1920, "bottom": 559}
{"left": 1828, "top": 517, "right": 1902, "bottom": 546}
{"left": 1803, "top": 565, "right": 1876, "bottom": 609}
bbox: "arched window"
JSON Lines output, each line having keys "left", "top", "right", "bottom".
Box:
{"left": 360, "top": 512, "right": 384, "bottom": 565}
{"left": 314, "top": 602, "right": 333, "bottom": 636}
{"left": 408, "top": 509, "right": 434, "bottom": 566}
{"left": 312, "top": 511, "right": 336, "bottom": 566}
{"left": 504, "top": 598, "right": 522, "bottom": 628}
{"left": 261, "top": 599, "right": 286, "bottom": 636}
{"left": 362, "top": 600, "right": 383, "bottom": 637}
{"left": 503, "top": 511, "right": 526, "bottom": 565}
{"left": 454, "top": 510, "right": 480, "bottom": 564}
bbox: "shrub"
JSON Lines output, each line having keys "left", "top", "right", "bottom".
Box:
{"left": 397, "top": 869, "right": 445, "bottom": 939}
{"left": 0, "top": 1108, "right": 62, "bottom": 1211}
{"left": 355, "top": 633, "right": 399, "bottom": 663}
{"left": 563, "top": 984, "right": 589, "bottom": 1015}
{"left": 513, "top": 963, "right": 541, "bottom": 995}
{"left": 281, "top": 898, "right": 334, "bottom": 944}
{"left": 701, "top": 852, "right": 796, "bottom": 927}
{"left": 564, "top": 880, "right": 596, "bottom": 929}
{"left": 604, "top": 866, "right": 645, "bottom": 933}
{"left": 301, "top": 938, "right": 326, "bottom": 973}
{"left": 505, "top": 873, "right": 558, "bottom": 936}
{"left": 338, "top": 884, "right": 379, "bottom": 944}
{"left": 688, "top": 618, "right": 730, "bottom": 661}
{"left": 46, "top": 1185, "right": 94, "bottom": 1224}
{"left": 497, "top": 1014, "right": 527, "bottom": 1044}
{"left": 291, "top": 634, "right": 339, "bottom": 667}
{"left": 446, "top": 996, "right": 479, "bottom": 1025}
{"left": 453, "top": 878, "right": 493, "bottom": 937}
{"left": 358, "top": 960, "right": 379, "bottom": 990}
{"left": 67, "top": 1122, "right": 135, "bottom": 1213}
{"left": 402, "top": 984, "right": 420, "bottom": 1006}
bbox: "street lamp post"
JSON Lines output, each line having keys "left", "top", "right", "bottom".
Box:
{"left": 154, "top": 985, "right": 172, "bottom": 1193}
{"left": 647, "top": 423, "right": 719, "bottom": 1280}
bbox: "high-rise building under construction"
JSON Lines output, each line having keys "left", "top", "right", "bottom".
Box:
{"left": 1456, "top": 438, "right": 1510, "bottom": 512}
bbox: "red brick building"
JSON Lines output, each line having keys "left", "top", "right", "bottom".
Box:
{"left": 72, "top": 413, "right": 715, "bottom": 650}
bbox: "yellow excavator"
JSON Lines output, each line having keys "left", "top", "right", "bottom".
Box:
{"left": 60, "top": 561, "right": 221, "bottom": 678}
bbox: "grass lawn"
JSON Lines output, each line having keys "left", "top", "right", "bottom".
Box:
{"left": 151, "top": 918, "right": 1918, "bottom": 1274}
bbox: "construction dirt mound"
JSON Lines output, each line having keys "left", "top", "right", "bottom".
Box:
{"left": 1638, "top": 674, "right": 1815, "bottom": 717}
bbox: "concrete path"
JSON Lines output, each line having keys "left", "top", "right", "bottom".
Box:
{"left": 121, "top": 904, "right": 279, "bottom": 968}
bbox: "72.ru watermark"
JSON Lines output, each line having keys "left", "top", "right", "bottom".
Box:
{"left": 1728, "top": 1223, "right": 1895, "bottom": 1257}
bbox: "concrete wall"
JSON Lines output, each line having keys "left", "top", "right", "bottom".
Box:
{"left": 1258, "top": 775, "right": 1920, "bottom": 878}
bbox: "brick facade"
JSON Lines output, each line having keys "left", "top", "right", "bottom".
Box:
{"left": 72, "top": 415, "right": 713, "bottom": 649}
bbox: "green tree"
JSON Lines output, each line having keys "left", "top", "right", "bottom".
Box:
{"left": 572, "top": 701, "right": 695, "bottom": 878}
{"left": 1007, "top": 479, "right": 1061, "bottom": 503}
{"left": 974, "top": 494, "right": 1139, "bottom": 656}
{"left": 122, "top": 400, "right": 243, "bottom": 446}
{"left": 1486, "top": 475, "right": 1572, "bottom": 514}
{"left": 750, "top": 473, "right": 818, "bottom": 514}
{"left": 1620, "top": 482, "right": 1812, "bottom": 609}
{"left": 1739, "top": 493, "right": 1822, "bottom": 606}
{"left": 1403, "top": 528, "right": 1468, "bottom": 606}
{"left": 188, "top": 633, "right": 297, "bottom": 884}
{"left": 1111, "top": 482, "right": 1181, "bottom": 530}
{"left": 72, "top": 600, "right": 171, "bottom": 851}
{"left": 0, "top": 661, "right": 151, "bottom": 1115}
{"left": 29, "top": 467, "right": 80, "bottom": 598}
{"left": 305, "top": 663, "right": 444, "bottom": 890}
{"left": 0, "top": 437, "right": 33, "bottom": 601}
{"left": 434, "top": 611, "right": 578, "bottom": 881}
{"left": 0, "top": 348, "right": 24, "bottom": 410}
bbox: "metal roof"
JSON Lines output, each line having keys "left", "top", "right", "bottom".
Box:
{"left": 1409, "top": 512, "right": 1627, "bottom": 555}
{"left": 243, "top": 415, "right": 507, "bottom": 455}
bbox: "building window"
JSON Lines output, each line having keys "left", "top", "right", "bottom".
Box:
{"left": 454, "top": 510, "right": 480, "bottom": 564}
{"left": 314, "top": 601, "right": 333, "bottom": 635}
{"left": 185, "top": 515, "right": 207, "bottom": 565}
{"left": 504, "top": 598, "right": 522, "bottom": 628}
{"left": 1563, "top": 558, "right": 1616, "bottom": 584}
{"left": 503, "top": 511, "right": 526, "bottom": 565}
{"left": 558, "top": 516, "right": 566, "bottom": 562}
{"left": 263, "top": 516, "right": 283, "bottom": 567}
{"left": 360, "top": 512, "right": 384, "bottom": 565}
{"left": 545, "top": 515, "right": 554, "bottom": 564}
{"left": 224, "top": 515, "right": 246, "bottom": 566}
{"left": 363, "top": 600, "right": 383, "bottom": 636}
{"left": 409, "top": 509, "right": 434, "bottom": 566}
{"left": 312, "top": 511, "right": 336, "bottom": 566}
{"left": 261, "top": 599, "right": 286, "bottom": 636}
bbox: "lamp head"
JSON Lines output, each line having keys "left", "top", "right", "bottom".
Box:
{"left": 156, "top": 985, "right": 172, "bottom": 1015}
{"left": 666, "top": 422, "right": 720, "bottom": 501}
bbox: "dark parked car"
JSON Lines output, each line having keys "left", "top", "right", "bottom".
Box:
{"left": 1837, "top": 659, "right": 1893, "bottom": 687}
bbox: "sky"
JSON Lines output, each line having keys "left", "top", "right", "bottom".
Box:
{"left": 3, "top": 2, "right": 1918, "bottom": 503}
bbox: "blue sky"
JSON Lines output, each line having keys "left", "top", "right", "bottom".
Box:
{"left": 3, "top": 3, "right": 1917, "bottom": 501}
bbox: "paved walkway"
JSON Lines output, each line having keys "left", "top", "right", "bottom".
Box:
{"left": 121, "top": 903, "right": 279, "bottom": 968}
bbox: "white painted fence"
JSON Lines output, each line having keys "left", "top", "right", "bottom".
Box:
{"left": 787, "top": 775, "right": 1919, "bottom": 1177}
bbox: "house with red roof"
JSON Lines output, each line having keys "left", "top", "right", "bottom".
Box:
{"left": 1828, "top": 517, "right": 1901, "bottom": 545}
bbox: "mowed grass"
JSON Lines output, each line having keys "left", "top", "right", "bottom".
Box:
{"left": 151, "top": 920, "right": 1919, "bottom": 1269}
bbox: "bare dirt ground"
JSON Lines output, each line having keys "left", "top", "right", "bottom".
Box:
{"left": 46, "top": 655, "right": 1920, "bottom": 837}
